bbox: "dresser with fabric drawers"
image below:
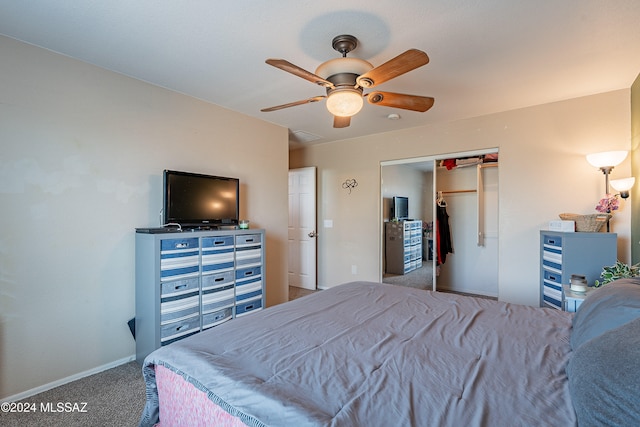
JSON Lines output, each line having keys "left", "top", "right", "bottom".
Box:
{"left": 540, "top": 230, "right": 616, "bottom": 310}
{"left": 135, "top": 229, "right": 265, "bottom": 363}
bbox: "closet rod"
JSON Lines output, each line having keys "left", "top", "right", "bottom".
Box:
{"left": 440, "top": 189, "right": 477, "bottom": 194}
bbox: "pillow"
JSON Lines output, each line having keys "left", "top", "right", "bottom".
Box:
{"left": 567, "top": 317, "right": 640, "bottom": 426}
{"left": 570, "top": 278, "right": 640, "bottom": 350}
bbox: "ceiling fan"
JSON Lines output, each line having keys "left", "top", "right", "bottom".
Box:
{"left": 261, "top": 34, "right": 434, "bottom": 128}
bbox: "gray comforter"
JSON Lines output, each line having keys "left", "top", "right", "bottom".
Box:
{"left": 141, "top": 281, "right": 576, "bottom": 426}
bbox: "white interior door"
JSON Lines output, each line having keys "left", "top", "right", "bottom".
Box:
{"left": 288, "top": 167, "right": 317, "bottom": 290}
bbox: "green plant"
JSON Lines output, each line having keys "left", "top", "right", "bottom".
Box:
{"left": 594, "top": 260, "right": 640, "bottom": 287}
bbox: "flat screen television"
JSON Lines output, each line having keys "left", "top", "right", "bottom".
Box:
{"left": 392, "top": 196, "right": 409, "bottom": 220}
{"left": 163, "top": 170, "right": 239, "bottom": 228}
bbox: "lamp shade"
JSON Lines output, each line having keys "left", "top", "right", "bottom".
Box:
{"left": 326, "top": 89, "right": 364, "bottom": 117}
{"left": 610, "top": 177, "right": 635, "bottom": 192}
{"left": 586, "top": 151, "right": 628, "bottom": 168}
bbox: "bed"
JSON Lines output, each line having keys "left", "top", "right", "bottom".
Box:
{"left": 139, "top": 279, "right": 640, "bottom": 427}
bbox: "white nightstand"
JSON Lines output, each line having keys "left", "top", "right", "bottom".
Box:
{"left": 562, "top": 285, "right": 596, "bottom": 313}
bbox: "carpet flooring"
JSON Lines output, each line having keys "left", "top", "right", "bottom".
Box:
{"left": 0, "top": 361, "right": 145, "bottom": 427}
{"left": 383, "top": 261, "right": 434, "bottom": 290}
{"left": 383, "top": 262, "right": 497, "bottom": 300}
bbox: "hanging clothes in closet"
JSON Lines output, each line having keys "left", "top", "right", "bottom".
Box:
{"left": 436, "top": 193, "right": 454, "bottom": 264}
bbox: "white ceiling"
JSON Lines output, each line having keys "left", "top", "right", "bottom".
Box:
{"left": 2, "top": 1, "right": 640, "bottom": 149}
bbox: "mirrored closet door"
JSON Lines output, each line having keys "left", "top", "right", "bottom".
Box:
{"left": 380, "top": 149, "right": 499, "bottom": 298}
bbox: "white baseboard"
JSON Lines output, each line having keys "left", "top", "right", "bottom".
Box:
{"left": 1, "top": 354, "right": 136, "bottom": 403}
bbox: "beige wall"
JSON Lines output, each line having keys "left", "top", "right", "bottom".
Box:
{"left": 0, "top": 36, "right": 289, "bottom": 399}
{"left": 291, "top": 89, "right": 632, "bottom": 305}
{"left": 381, "top": 165, "right": 429, "bottom": 222}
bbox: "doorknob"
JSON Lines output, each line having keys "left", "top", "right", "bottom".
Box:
{"left": 308, "top": 231, "right": 318, "bottom": 238}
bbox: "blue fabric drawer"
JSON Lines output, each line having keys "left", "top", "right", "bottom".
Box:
{"left": 160, "top": 238, "right": 200, "bottom": 281}
{"left": 201, "top": 271, "right": 234, "bottom": 291}
{"left": 543, "top": 270, "right": 562, "bottom": 287}
{"left": 201, "top": 236, "right": 235, "bottom": 273}
{"left": 543, "top": 235, "right": 562, "bottom": 248}
{"left": 235, "top": 298, "right": 263, "bottom": 317}
{"left": 202, "top": 235, "right": 234, "bottom": 249}
{"left": 236, "top": 266, "right": 261, "bottom": 282}
{"left": 160, "top": 277, "right": 199, "bottom": 298}
{"left": 161, "top": 238, "right": 199, "bottom": 251}
{"left": 235, "top": 234, "right": 262, "bottom": 268}
{"left": 202, "top": 307, "right": 233, "bottom": 330}
{"left": 160, "top": 315, "right": 200, "bottom": 344}
{"left": 235, "top": 234, "right": 262, "bottom": 247}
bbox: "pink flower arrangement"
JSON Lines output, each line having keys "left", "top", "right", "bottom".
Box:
{"left": 596, "top": 194, "right": 619, "bottom": 213}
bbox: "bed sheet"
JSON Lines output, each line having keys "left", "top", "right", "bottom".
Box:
{"left": 141, "top": 281, "right": 576, "bottom": 427}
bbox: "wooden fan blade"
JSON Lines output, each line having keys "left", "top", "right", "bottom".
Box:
{"left": 333, "top": 115, "right": 351, "bottom": 128}
{"left": 366, "top": 91, "right": 434, "bottom": 112}
{"left": 266, "top": 59, "right": 334, "bottom": 88}
{"left": 356, "top": 49, "right": 429, "bottom": 88}
{"left": 261, "top": 96, "right": 326, "bottom": 112}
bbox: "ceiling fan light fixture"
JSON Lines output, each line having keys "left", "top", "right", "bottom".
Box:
{"left": 315, "top": 57, "right": 373, "bottom": 80}
{"left": 326, "top": 88, "right": 364, "bottom": 117}
{"left": 262, "top": 34, "right": 433, "bottom": 128}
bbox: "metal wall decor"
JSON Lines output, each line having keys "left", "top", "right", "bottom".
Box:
{"left": 342, "top": 178, "right": 358, "bottom": 194}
